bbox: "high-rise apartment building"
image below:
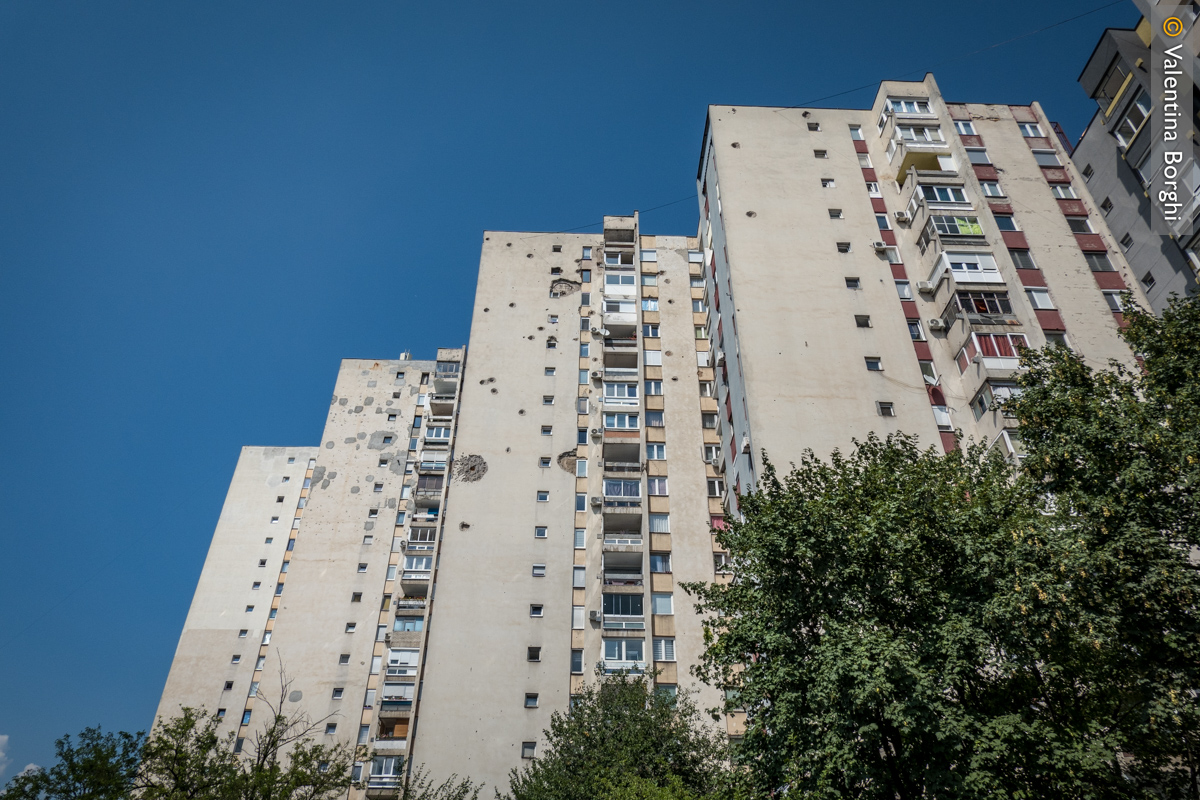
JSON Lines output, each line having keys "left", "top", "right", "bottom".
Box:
{"left": 1074, "top": 15, "right": 1199, "bottom": 312}
{"left": 157, "top": 74, "right": 1148, "bottom": 794}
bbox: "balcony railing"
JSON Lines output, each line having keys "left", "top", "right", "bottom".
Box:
{"left": 368, "top": 777, "right": 403, "bottom": 790}
{"left": 603, "top": 367, "right": 639, "bottom": 380}
{"left": 603, "top": 498, "right": 642, "bottom": 510}
{"left": 601, "top": 460, "right": 642, "bottom": 474}
{"left": 604, "top": 534, "right": 643, "bottom": 547}
{"left": 602, "top": 660, "right": 647, "bottom": 674}
{"left": 603, "top": 337, "right": 638, "bottom": 349}
{"left": 417, "top": 461, "right": 447, "bottom": 473}
{"left": 602, "top": 614, "right": 646, "bottom": 630}
{"left": 602, "top": 396, "right": 639, "bottom": 407}
{"left": 603, "top": 572, "right": 644, "bottom": 586}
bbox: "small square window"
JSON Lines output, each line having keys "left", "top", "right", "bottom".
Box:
{"left": 363, "top": 535, "right": 374, "bottom": 545}
{"left": 345, "top": 623, "right": 356, "bottom": 633}
{"left": 525, "top": 693, "right": 539, "bottom": 708}
{"left": 807, "top": 122, "right": 820, "bottom": 131}
{"left": 539, "top": 457, "right": 551, "bottom": 468}
{"left": 357, "top": 563, "right": 368, "bottom": 573}
{"left": 373, "top": 483, "right": 383, "bottom": 493}
{"left": 231, "top": 655, "right": 241, "bottom": 664}
{"left": 536, "top": 491, "right": 549, "bottom": 502}
{"left": 552, "top": 245, "right": 562, "bottom": 252}
{"left": 527, "top": 647, "right": 541, "bottom": 661}
{"left": 1066, "top": 217, "right": 1093, "bottom": 234}
{"left": 530, "top": 604, "right": 544, "bottom": 617}
{"left": 258, "top": 559, "right": 267, "bottom": 567}
{"left": 224, "top": 679, "right": 235, "bottom": 689}
{"left": 541, "top": 426, "right": 553, "bottom": 435}
{"left": 1082, "top": 164, "right": 1094, "bottom": 180}
{"left": 338, "top": 654, "right": 350, "bottom": 665}
{"left": 837, "top": 242, "right": 851, "bottom": 253}
{"left": 217, "top": 708, "right": 226, "bottom": 718}
{"left": 582, "top": 246, "right": 592, "bottom": 259}
{"left": 878, "top": 401, "right": 895, "bottom": 417}
{"left": 854, "top": 315, "right": 871, "bottom": 328}
{"left": 1101, "top": 197, "right": 1113, "bottom": 214}
{"left": 325, "top": 723, "right": 337, "bottom": 735}
{"left": 814, "top": 149, "right": 828, "bottom": 158}
{"left": 865, "top": 358, "right": 883, "bottom": 371}
{"left": 276, "top": 496, "right": 284, "bottom": 503}
{"left": 270, "top": 516, "right": 279, "bottom": 524}
{"left": 351, "top": 592, "right": 362, "bottom": 602}
{"left": 287, "top": 457, "right": 295, "bottom": 464}
{"left": 387, "top": 413, "right": 397, "bottom": 422}
{"left": 382, "top": 436, "right": 393, "bottom": 444}
{"left": 543, "top": 395, "right": 554, "bottom": 405}
{"left": 821, "top": 178, "right": 835, "bottom": 188}
{"left": 368, "top": 509, "right": 378, "bottom": 518}
{"left": 828, "top": 208, "right": 843, "bottom": 219}
{"left": 245, "top": 605, "right": 254, "bottom": 612}
{"left": 544, "top": 367, "right": 556, "bottom": 376}
{"left": 521, "top": 742, "right": 536, "bottom": 759}
{"left": 1143, "top": 271, "right": 1157, "bottom": 289}
{"left": 532, "top": 564, "right": 546, "bottom": 577}
{"left": 1120, "top": 233, "right": 1134, "bottom": 251}
{"left": 535, "top": 526, "right": 547, "bottom": 539}
{"left": 857, "top": 153, "right": 872, "bottom": 168}
{"left": 251, "top": 582, "right": 261, "bottom": 590}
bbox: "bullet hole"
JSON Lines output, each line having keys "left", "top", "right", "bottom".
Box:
{"left": 518, "top": 409, "right": 526, "bottom": 415}
{"left": 488, "top": 377, "right": 496, "bottom": 383}
{"left": 671, "top": 376, "right": 678, "bottom": 381}
{"left": 665, "top": 351, "right": 673, "bottom": 356}
{"left": 484, "top": 307, "right": 490, "bottom": 312}
{"left": 491, "top": 388, "right": 498, "bottom": 394}
{"left": 479, "top": 379, "right": 487, "bottom": 385}
{"left": 664, "top": 278, "right": 670, "bottom": 283}
{"left": 527, "top": 254, "right": 534, "bottom": 258}
{"left": 667, "top": 299, "right": 674, "bottom": 304}
{"left": 527, "top": 335, "right": 535, "bottom": 340}
{"left": 537, "top": 326, "right": 544, "bottom": 331}
{"left": 509, "top": 302, "right": 515, "bottom": 307}
{"left": 746, "top": 211, "right": 757, "bottom": 217}
{"left": 506, "top": 243, "right": 512, "bottom": 247}
{"left": 505, "top": 447, "right": 511, "bottom": 452}
{"left": 459, "top": 522, "right": 471, "bottom": 530}
{"left": 731, "top": 142, "right": 740, "bottom": 148}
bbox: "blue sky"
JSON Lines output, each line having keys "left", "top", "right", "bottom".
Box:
{"left": 0, "top": 0, "right": 1136, "bottom": 777}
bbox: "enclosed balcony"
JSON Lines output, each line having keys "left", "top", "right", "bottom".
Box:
{"left": 602, "top": 478, "right": 642, "bottom": 520}
{"left": 432, "top": 362, "right": 460, "bottom": 393}
{"left": 602, "top": 591, "right": 646, "bottom": 630}
{"left": 918, "top": 214, "right": 986, "bottom": 256}
{"left": 400, "top": 557, "right": 432, "bottom": 595}
{"left": 601, "top": 299, "right": 638, "bottom": 335}
{"left": 602, "top": 441, "right": 640, "bottom": 465}
{"left": 422, "top": 426, "right": 452, "bottom": 450}
{"left": 886, "top": 123, "right": 952, "bottom": 180}
{"left": 603, "top": 531, "right": 644, "bottom": 552}
{"left": 413, "top": 475, "right": 444, "bottom": 506}
{"left": 601, "top": 458, "right": 642, "bottom": 477}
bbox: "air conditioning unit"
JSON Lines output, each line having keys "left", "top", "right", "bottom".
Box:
{"left": 872, "top": 241, "right": 888, "bottom": 251}
{"left": 589, "top": 610, "right": 602, "bottom": 622}
{"left": 709, "top": 457, "right": 724, "bottom": 473}
{"left": 590, "top": 428, "right": 602, "bottom": 440}
{"left": 894, "top": 210, "right": 911, "bottom": 223}
{"left": 741, "top": 435, "right": 751, "bottom": 454}
{"left": 590, "top": 496, "right": 603, "bottom": 508}
{"left": 916, "top": 281, "right": 935, "bottom": 294}
{"left": 590, "top": 370, "right": 602, "bottom": 379}
{"left": 927, "top": 318, "right": 946, "bottom": 331}
{"left": 715, "top": 351, "right": 726, "bottom": 366}
{"left": 591, "top": 327, "right": 602, "bottom": 335}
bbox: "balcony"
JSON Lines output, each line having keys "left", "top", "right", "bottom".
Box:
{"left": 603, "top": 533, "right": 644, "bottom": 552}
{"left": 410, "top": 509, "right": 439, "bottom": 523}
{"left": 602, "top": 660, "right": 647, "bottom": 674}
{"left": 918, "top": 215, "right": 986, "bottom": 257}
{"left": 378, "top": 699, "right": 414, "bottom": 716}
{"left": 601, "top": 460, "right": 642, "bottom": 475}
{"left": 400, "top": 571, "right": 431, "bottom": 596}
{"left": 366, "top": 777, "right": 404, "bottom": 797}
{"left": 926, "top": 252, "right": 1005, "bottom": 293}
{"left": 889, "top": 137, "right": 953, "bottom": 180}
{"left": 422, "top": 435, "right": 451, "bottom": 450}
{"left": 372, "top": 738, "right": 407, "bottom": 752}
{"left": 603, "top": 367, "right": 639, "bottom": 382}
{"left": 432, "top": 364, "right": 460, "bottom": 392}
{"left": 602, "top": 395, "right": 639, "bottom": 409}
{"left": 603, "top": 570, "right": 643, "bottom": 587}
{"left": 416, "top": 460, "right": 446, "bottom": 474}
{"left": 603, "top": 614, "right": 646, "bottom": 630}
{"left": 428, "top": 393, "right": 456, "bottom": 416}
{"left": 394, "top": 598, "right": 426, "bottom": 611}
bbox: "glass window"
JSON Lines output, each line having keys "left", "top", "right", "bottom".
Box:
{"left": 1033, "top": 150, "right": 1061, "bottom": 167}
{"left": 574, "top": 528, "right": 586, "bottom": 548}
{"left": 1114, "top": 89, "right": 1150, "bottom": 147}
{"left": 641, "top": 298, "right": 659, "bottom": 311}
{"left": 966, "top": 148, "right": 991, "bottom": 165}
{"left": 895, "top": 280, "right": 913, "bottom": 300}
{"left": 651, "top": 593, "right": 674, "bottom": 615}
{"left": 980, "top": 181, "right": 1004, "bottom": 197}
{"left": 1066, "top": 217, "right": 1093, "bottom": 234}
{"left": 646, "top": 443, "right": 666, "bottom": 460}
{"left": 849, "top": 125, "right": 863, "bottom": 140}
{"left": 650, "top": 553, "right": 672, "bottom": 573}
{"left": 646, "top": 411, "right": 665, "bottom": 427}
{"left": 1050, "top": 184, "right": 1078, "bottom": 199}
{"left": 648, "top": 514, "right": 670, "bottom": 533}
{"left": 953, "top": 120, "right": 976, "bottom": 135}
{"left": 994, "top": 215, "right": 1018, "bottom": 232}
{"left": 647, "top": 478, "right": 668, "bottom": 496}
{"left": 920, "top": 185, "right": 967, "bottom": 203}
{"left": 1084, "top": 252, "right": 1114, "bottom": 272}
{"left": 1026, "top": 289, "right": 1055, "bottom": 309}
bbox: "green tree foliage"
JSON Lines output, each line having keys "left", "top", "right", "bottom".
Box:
{"left": 375, "top": 764, "right": 479, "bottom": 800}
{"left": 501, "top": 671, "right": 728, "bottom": 800}
{"left": 685, "top": 295, "right": 1200, "bottom": 798}
{"left": 0, "top": 727, "right": 144, "bottom": 800}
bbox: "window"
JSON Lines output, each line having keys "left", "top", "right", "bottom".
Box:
{"left": 971, "top": 381, "right": 1022, "bottom": 420}
{"left": 572, "top": 605, "right": 584, "bottom": 629}
{"left": 932, "top": 405, "right": 953, "bottom": 431}
{"left": 845, "top": 277, "right": 861, "bottom": 289}
{"left": 647, "top": 478, "right": 668, "bottom": 496}
{"left": 1082, "top": 163, "right": 1094, "bottom": 180}
{"left": 814, "top": 149, "right": 828, "bottom": 158}
{"left": 653, "top": 638, "right": 676, "bottom": 662}
{"left": 866, "top": 182, "right": 881, "bottom": 197}
{"left": 1025, "top": 289, "right": 1054, "bottom": 310}
{"left": 230, "top": 654, "right": 241, "bottom": 664}
{"left": 345, "top": 622, "right": 357, "bottom": 633}
{"left": 641, "top": 298, "right": 658, "bottom": 311}
{"left": 701, "top": 413, "right": 718, "bottom": 429}
{"left": 338, "top": 654, "right": 350, "bottom": 665}
{"left": 1143, "top": 271, "right": 1157, "bottom": 290}
{"left": 955, "top": 333, "right": 1029, "bottom": 373}
{"left": 646, "top": 411, "right": 664, "bottom": 427}
{"left": 1120, "top": 233, "right": 1134, "bottom": 251}
{"left": 907, "top": 320, "right": 925, "bottom": 341}
{"left": 854, "top": 315, "right": 871, "bottom": 328}
{"left": 928, "top": 215, "right": 983, "bottom": 236}
{"left": 521, "top": 742, "right": 536, "bottom": 759}
{"left": 836, "top": 241, "right": 852, "bottom": 253}
{"left": 821, "top": 178, "right": 835, "bottom": 188}
{"left": 582, "top": 246, "right": 592, "bottom": 259}
{"left": 1049, "top": 183, "right": 1078, "bottom": 200}
{"left": 980, "top": 181, "right": 1004, "bottom": 197}
{"left": 393, "top": 616, "right": 423, "bottom": 632}
{"left": 1032, "top": 150, "right": 1061, "bottom": 167}
{"left": 530, "top": 604, "right": 544, "bottom": 618}
{"left": 332, "top": 687, "right": 344, "bottom": 699}
{"left": 806, "top": 121, "right": 820, "bottom": 131}
{"left": 647, "top": 443, "right": 665, "bottom": 460}
{"left": 542, "top": 395, "right": 554, "bottom": 405}
{"left": 245, "top": 605, "right": 254, "bottom": 613}
{"left": 707, "top": 478, "right": 725, "bottom": 497}
{"left": 603, "top": 638, "right": 645, "bottom": 666}
{"left": 643, "top": 350, "right": 662, "bottom": 366}
{"left": 573, "top": 566, "right": 586, "bottom": 588}
{"left": 1045, "top": 332, "right": 1071, "bottom": 349}
{"left": 1066, "top": 217, "right": 1093, "bottom": 234}
{"left": 541, "top": 425, "right": 553, "bottom": 436}
{"left": 956, "top": 290, "right": 1013, "bottom": 316}
{"left": 643, "top": 323, "right": 660, "bottom": 337}
{"left": 255, "top": 656, "right": 265, "bottom": 670}
{"left": 920, "top": 185, "right": 967, "bottom": 204}
{"left": 576, "top": 459, "right": 587, "bottom": 477}
{"left": 605, "top": 250, "right": 635, "bottom": 267}
{"left": 536, "top": 491, "right": 549, "bottom": 502}
{"left": 1017, "top": 122, "right": 1043, "bottom": 137}
{"left": 351, "top": 592, "right": 362, "bottom": 602}
{"left": 532, "top": 564, "right": 546, "bottom": 577}
{"left": 828, "top": 208, "right": 843, "bottom": 219}
{"left": 875, "top": 214, "right": 890, "bottom": 230}
{"left": 887, "top": 98, "right": 931, "bottom": 114}
{"left": 966, "top": 148, "right": 991, "bottom": 165}
{"left": 993, "top": 215, "right": 1018, "bottom": 232}
{"left": 574, "top": 528, "right": 586, "bottom": 548}
{"left": 576, "top": 493, "right": 586, "bottom": 511}
{"left": 651, "top": 593, "right": 674, "bottom": 615}
{"left": 571, "top": 649, "right": 584, "bottom": 674}
{"left": 544, "top": 367, "right": 556, "bottom": 376}
{"left": 691, "top": 298, "right": 707, "bottom": 313}
{"left": 1114, "top": 89, "right": 1150, "bottom": 147}
{"left": 1084, "top": 251, "right": 1115, "bottom": 272}
{"left": 1103, "top": 291, "right": 1124, "bottom": 312}
{"left": 538, "top": 457, "right": 551, "bottom": 469}
{"left": 650, "top": 553, "right": 672, "bottom": 573}
{"left": 953, "top": 120, "right": 976, "bottom": 135}
{"left": 699, "top": 381, "right": 715, "bottom": 397}
{"left": 252, "top": 582, "right": 261, "bottom": 590}
{"left": 649, "top": 513, "right": 670, "bottom": 533}
{"left": 604, "top": 412, "right": 639, "bottom": 429}
{"left": 577, "top": 428, "right": 587, "bottom": 444}
{"left": 865, "top": 358, "right": 883, "bottom": 371}
{"left": 848, "top": 124, "right": 864, "bottom": 140}
{"left": 919, "top": 361, "right": 938, "bottom": 385}
{"left": 403, "top": 555, "right": 432, "bottom": 572}
{"left": 877, "top": 401, "right": 895, "bottom": 417}
{"left": 1009, "top": 249, "right": 1037, "bottom": 270}
{"left": 857, "top": 153, "right": 872, "bottom": 168}
{"left": 895, "top": 280, "right": 912, "bottom": 300}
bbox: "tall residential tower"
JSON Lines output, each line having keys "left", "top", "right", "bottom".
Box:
{"left": 157, "top": 75, "right": 1148, "bottom": 795}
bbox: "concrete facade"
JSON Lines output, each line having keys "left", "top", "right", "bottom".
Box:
{"left": 1074, "top": 17, "right": 1200, "bottom": 312}
{"left": 158, "top": 72, "right": 1148, "bottom": 797}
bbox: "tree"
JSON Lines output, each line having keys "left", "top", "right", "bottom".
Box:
{"left": 136, "top": 707, "right": 240, "bottom": 800}
{"left": 367, "top": 764, "right": 479, "bottom": 800}
{"left": 501, "top": 671, "right": 728, "bottom": 800}
{"left": 0, "top": 727, "right": 144, "bottom": 800}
